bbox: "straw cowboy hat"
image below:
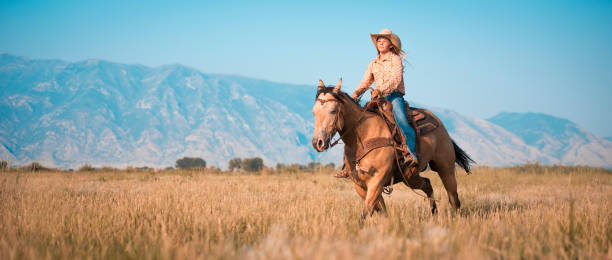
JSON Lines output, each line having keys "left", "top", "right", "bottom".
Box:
{"left": 370, "top": 28, "right": 402, "bottom": 51}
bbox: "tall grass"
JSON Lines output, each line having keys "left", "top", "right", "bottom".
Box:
{"left": 0, "top": 166, "right": 610, "bottom": 259}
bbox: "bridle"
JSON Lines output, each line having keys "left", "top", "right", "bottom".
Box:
{"left": 315, "top": 96, "right": 368, "bottom": 149}
{"left": 316, "top": 97, "right": 344, "bottom": 138}
{"left": 314, "top": 87, "right": 376, "bottom": 146}
{"left": 315, "top": 98, "right": 339, "bottom": 106}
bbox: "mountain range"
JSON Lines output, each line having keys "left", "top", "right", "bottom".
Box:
{"left": 1, "top": 54, "right": 611, "bottom": 169}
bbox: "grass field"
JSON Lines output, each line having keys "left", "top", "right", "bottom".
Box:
{"left": 1, "top": 165, "right": 611, "bottom": 259}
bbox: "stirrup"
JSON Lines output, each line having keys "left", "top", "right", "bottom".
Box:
{"left": 403, "top": 152, "right": 419, "bottom": 177}
{"left": 406, "top": 159, "right": 418, "bottom": 169}
{"left": 403, "top": 159, "right": 419, "bottom": 179}
{"left": 403, "top": 152, "right": 418, "bottom": 166}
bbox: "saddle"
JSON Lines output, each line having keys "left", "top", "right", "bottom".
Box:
{"left": 362, "top": 95, "right": 441, "bottom": 178}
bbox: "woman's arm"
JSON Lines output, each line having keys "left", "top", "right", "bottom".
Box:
{"left": 352, "top": 61, "right": 374, "bottom": 99}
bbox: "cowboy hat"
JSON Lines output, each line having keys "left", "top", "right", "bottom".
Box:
{"left": 370, "top": 28, "right": 402, "bottom": 51}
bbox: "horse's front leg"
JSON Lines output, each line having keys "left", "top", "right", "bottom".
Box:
{"left": 360, "top": 185, "right": 387, "bottom": 221}
{"left": 359, "top": 167, "right": 390, "bottom": 221}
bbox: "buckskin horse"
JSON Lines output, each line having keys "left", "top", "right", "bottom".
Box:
{"left": 312, "top": 79, "right": 473, "bottom": 220}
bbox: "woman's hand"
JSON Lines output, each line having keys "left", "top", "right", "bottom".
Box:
{"left": 371, "top": 89, "right": 381, "bottom": 100}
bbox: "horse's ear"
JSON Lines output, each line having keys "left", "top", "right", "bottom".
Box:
{"left": 318, "top": 80, "right": 325, "bottom": 92}
{"left": 333, "top": 78, "right": 342, "bottom": 93}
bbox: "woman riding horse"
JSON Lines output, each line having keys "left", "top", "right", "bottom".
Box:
{"left": 336, "top": 28, "right": 417, "bottom": 178}
{"left": 313, "top": 29, "right": 474, "bottom": 219}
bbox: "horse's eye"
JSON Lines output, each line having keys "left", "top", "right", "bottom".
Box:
{"left": 330, "top": 109, "right": 338, "bottom": 114}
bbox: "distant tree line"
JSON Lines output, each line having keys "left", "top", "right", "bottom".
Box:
{"left": 228, "top": 157, "right": 264, "bottom": 172}
{"left": 0, "top": 161, "right": 53, "bottom": 172}
{"left": 274, "top": 161, "right": 335, "bottom": 173}
{"left": 3, "top": 159, "right": 611, "bottom": 175}
{"left": 0, "top": 158, "right": 336, "bottom": 174}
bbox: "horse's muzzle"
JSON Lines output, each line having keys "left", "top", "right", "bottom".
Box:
{"left": 312, "top": 135, "right": 329, "bottom": 152}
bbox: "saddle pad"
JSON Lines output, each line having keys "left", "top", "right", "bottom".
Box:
{"left": 406, "top": 105, "right": 441, "bottom": 136}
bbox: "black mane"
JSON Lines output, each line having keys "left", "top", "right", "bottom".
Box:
{"left": 315, "top": 86, "right": 362, "bottom": 108}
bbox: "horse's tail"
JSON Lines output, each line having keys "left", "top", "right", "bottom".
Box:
{"left": 452, "top": 139, "right": 475, "bottom": 174}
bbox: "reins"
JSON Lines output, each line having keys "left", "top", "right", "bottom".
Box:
{"left": 318, "top": 93, "right": 438, "bottom": 202}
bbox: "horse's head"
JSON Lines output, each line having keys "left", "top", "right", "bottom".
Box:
{"left": 312, "top": 79, "right": 344, "bottom": 152}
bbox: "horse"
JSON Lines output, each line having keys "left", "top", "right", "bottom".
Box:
{"left": 312, "top": 79, "right": 473, "bottom": 220}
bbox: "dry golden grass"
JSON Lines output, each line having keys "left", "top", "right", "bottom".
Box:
{"left": 0, "top": 166, "right": 611, "bottom": 259}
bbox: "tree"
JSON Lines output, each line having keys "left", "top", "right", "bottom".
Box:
{"left": 228, "top": 158, "right": 242, "bottom": 171}
{"left": 78, "top": 164, "right": 96, "bottom": 171}
{"left": 0, "top": 160, "right": 7, "bottom": 170}
{"left": 241, "top": 157, "right": 264, "bottom": 172}
{"left": 175, "top": 157, "right": 206, "bottom": 169}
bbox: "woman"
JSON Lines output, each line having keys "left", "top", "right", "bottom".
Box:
{"left": 335, "top": 28, "right": 417, "bottom": 178}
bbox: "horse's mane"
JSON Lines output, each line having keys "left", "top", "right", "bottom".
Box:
{"left": 315, "top": 86, "right": 362, "bottom": 108}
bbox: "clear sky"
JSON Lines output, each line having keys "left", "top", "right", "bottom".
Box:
{"left": 1, "top": 0, "right": 611, "bottom": 137}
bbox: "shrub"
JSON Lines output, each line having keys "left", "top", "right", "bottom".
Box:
{"left": 509, "top": 162, "right": 611, "bottom": 175}
{"left": 275, "top": 163, "right": 286, "bottom": 171}
{"left": 272, "top": 162, "right": 336, "bottom": 173}
{"left": 176, "top": 157, "right": 206, "bottom": 169}
{"left": 283, "top": 164, "right": 301, "bottom": 173}
{"left": 228, "top": 158, "right": 242, "bottom": 171}
{"left": 78, "top": 164, "right": 96, "bottom": 172}
{"left": 99, "top": 166, "right": 117, "bottom": 172}
{"left": 22, "top": 162, "right": 46, "bottom": 171}
{"left": 241, "top": 157, "right": 264, "bottom": 172}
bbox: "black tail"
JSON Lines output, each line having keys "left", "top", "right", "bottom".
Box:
{"left": 452, "top": 139, "right": 475, "bottom": 174}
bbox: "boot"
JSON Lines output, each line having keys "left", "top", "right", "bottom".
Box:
{"left": 334, "top": 164, "right": 349, "bottom": 178}
{"left": 402, "top": 145, "right": 419, "bottom": 171}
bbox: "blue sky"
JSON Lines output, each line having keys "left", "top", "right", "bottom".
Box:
{"left": 1, "top": 0, "right": 611, "bottom": 137}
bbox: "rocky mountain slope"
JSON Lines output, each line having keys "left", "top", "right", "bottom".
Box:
{"left": 488, "top": 112, "right": 612, "bottom": 168}
{"left": 1, "top": 54, "right": 610, "bottom": 169}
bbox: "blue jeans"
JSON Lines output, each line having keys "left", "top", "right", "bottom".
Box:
{"left": 385, "top": 92, "right": 416, "bottom": 154}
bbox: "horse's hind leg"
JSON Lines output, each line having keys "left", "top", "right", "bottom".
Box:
{"left": 405, "top": 174, "right": 437, "bottom": 215}
{"left": 432, "top": 162, "right": 461, "bottom": 211}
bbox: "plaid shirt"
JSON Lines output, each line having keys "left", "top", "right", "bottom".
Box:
{"left": 354, "top": 53, "right": 405, "bottom": 98}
